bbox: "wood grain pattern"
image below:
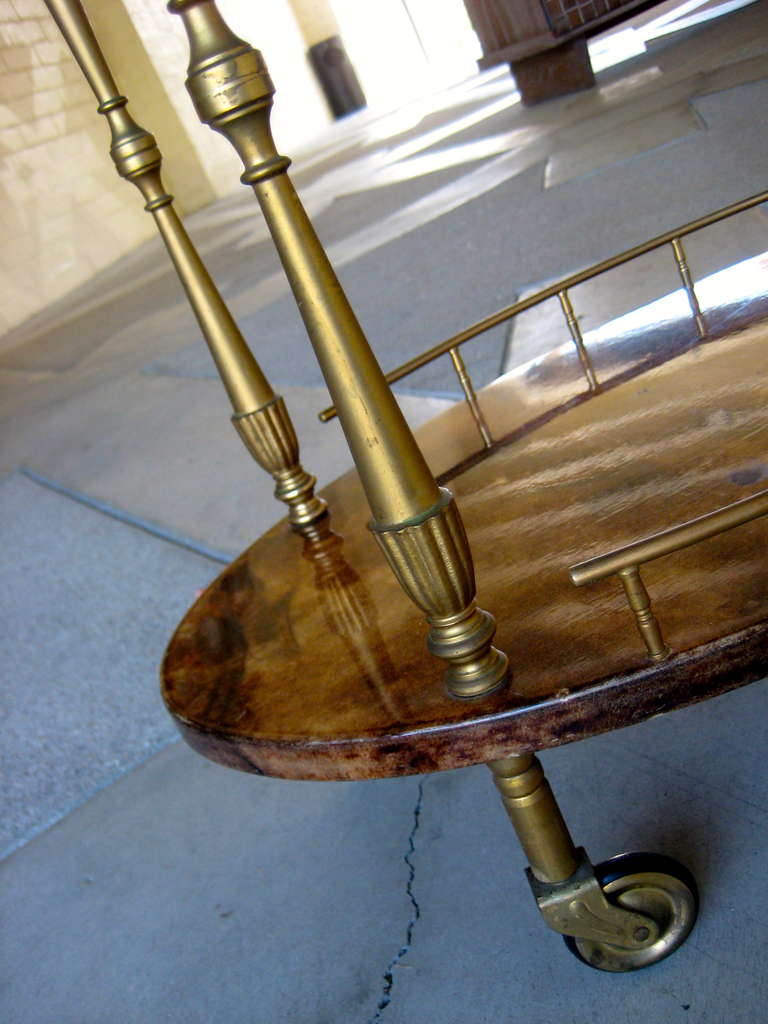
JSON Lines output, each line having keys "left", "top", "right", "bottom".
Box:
{"left": 162, "top": 304, "right": 768, "bottom": 780}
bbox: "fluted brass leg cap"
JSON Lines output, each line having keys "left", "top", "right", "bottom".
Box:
{"left": 428, "top": 606, "right": 509, "bottom": 699}
{"left": 232, "top": 398, "right": 327, "bottom": 534}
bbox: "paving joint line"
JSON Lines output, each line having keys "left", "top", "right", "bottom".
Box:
{"left": 18, "top": 466, "right": 232, "bottom": 565}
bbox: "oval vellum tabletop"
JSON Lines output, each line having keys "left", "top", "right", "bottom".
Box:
{"left": 162, "top": 320, "right": 768, "bottom": 779}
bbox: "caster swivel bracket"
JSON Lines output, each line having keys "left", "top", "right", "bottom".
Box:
{"left": 527, "top": 848, "right": 659, "bottom": 949}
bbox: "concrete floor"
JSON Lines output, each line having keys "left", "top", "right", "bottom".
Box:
{"left": 1, "top": 1, "right": 767, "bottom": 1021}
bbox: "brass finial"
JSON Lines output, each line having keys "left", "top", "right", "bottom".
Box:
{"left": 170, "top": 0, "right": 509, "bottom": 699}
{"left": 45, "top": 0, "right": 326, "bottom": 534}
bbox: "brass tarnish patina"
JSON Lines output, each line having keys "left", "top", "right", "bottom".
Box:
{"left": 486, "top": 755, "right": 700, "bottom": 970}
{"left": 526, "top": 850, "right": 660, "bottom": 950}
{"left": 487, "top": 756, "right": 656, "bottom": 943}
{"left": 562, "top": 858, "right": 698, "bottom": 972}
{"left": 489, "top": 754, "right": 579, "bottom": 883}
{"left": 44, "top": 0, "right": 326, "bottom": 535}
{"left": 169, "top": 0, "right": 508, "bottom": 699}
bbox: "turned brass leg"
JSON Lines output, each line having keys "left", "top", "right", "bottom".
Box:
{"left": 488, "top": 754, "right": 578, "bottom": 883}
{"left": 487, "top": 754, "right": 699, "bottom": 972}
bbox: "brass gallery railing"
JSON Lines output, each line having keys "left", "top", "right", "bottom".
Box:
{"left": 319, "top": 189, "right": 768, "bottom": 449}
{"left": 569, "top": 487, "right": 768, "bottom": 660}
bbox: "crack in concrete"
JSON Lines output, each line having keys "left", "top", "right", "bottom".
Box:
{"left": 368, "top": 780, "right": 424, "bottom": 1023}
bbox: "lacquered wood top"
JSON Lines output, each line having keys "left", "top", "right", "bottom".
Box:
{"left": 163, "top": 307, "right": 768, "bottom": 780}
{"left": 419, "top": 252, "right": 768, "bottom": 482}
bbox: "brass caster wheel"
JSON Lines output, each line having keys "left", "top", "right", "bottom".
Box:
{"left": 563, "top": 853, "right": 698, "bottom": 973}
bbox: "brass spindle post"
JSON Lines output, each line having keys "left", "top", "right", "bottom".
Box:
{"left": 618, "top": 565, "right": 670, "bottom": 661}
{"left": 557, "top": 288, "right": 599, "bottom": 392}
{"left": 448, "top": 346, "right": 493, "bottom": 449}
{"left": 44, "top": 0, "right": 326, "bottom": 535}
{"left": 169, "top": 0, "right": 509, "bottom": 699}
{"left": 670, "top": 237, "right": 707, "bottom": 340}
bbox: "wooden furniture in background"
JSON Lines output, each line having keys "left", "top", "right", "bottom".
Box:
{"left": 464, "top": 0, "right": 661, "bottom": 103}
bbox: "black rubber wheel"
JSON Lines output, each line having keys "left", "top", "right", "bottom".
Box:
{"left": 563, "top": 852, "right": 699, "bottom": 973}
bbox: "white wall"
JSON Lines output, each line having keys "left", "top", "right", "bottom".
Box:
{"left": 218, "top": 0, "right": 333, "bottom": 158}
{"left": 123, "top": 0, "right": 333, "bottom": 192}
{"left": 330, "top": 0, "right": 481, "bottom": 111}
{"left": 0, "top": 0, "right": 332, "bottom": 337}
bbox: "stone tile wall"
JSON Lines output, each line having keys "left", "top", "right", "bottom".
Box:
{"left": 0, "top": 0, "right": 331, "bottom": 338}
{"left": 0, "top": 0, "right": 148, "bottom": 336}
